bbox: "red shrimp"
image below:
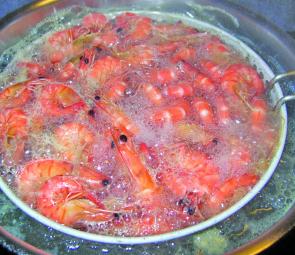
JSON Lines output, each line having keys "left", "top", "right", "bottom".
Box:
{"left": 47, "top": 26, "right": 85, "bottom": 63}
{"left": 193, "top": 72, "right": 216, "bottom": 93}
{"left": 193, "top": 97, "right": 215, "bottom": 125}
{"left": 206, "top": 173, "right": 258, "bottom": 214}
{"left": 199, "top": 59, "right": 224, "bottom": 81}
{"left": 0, "top": 108, "right": 28, "bottom": 161}
{"left": 142, "top": 83, "right": 163, "bottom": 105}
{"left": 95, "top": 100, "right": 139, "bottom": 136}
{"left": 38, "top": 83, "right": 85, "bottom": 117}
{"left": 54, "top": 122, "right": 95, "bottom": 162}
{"left": 111, "top": 130, "right": 157, "bottom": 194}
{"left": 89, "top": 56, "right": 125, "bottom": 85}
{"left": 151, "top": 100, "right": 190, "bottom": 125}
{"left": 171, "top": 47, "right": 197, "bottom": 63}
{"left": 82, "top": 12, "right": 108, "bottom": 32}
{"left": 221, "top": 63, "right": 265, "bottom": 97}
{"left": 36, "top": 176, "right": 112, "bottom": 226}
{"left": 162, "top": 82, "right": 193, "bottom": 98}
{"left": 16, "top": 159, "right": 109, "bottom": 204}
{"left": 0, "top": 81, "right": 33, "bottom": 109}
{"left": 125, "top": 17, "right": 152, "bottom": 42}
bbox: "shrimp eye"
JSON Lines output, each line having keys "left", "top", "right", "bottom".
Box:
{"left": 113, "top": 213, "right": 120, "bottom": 219}
{"left": 84, "top": 58, "right": 89, "bottom": 64}
{"left": 96, "top": 47, "right": 102, "bottom": 53}
{"left": 116, "top": 27, "right": 123, "bottom": 33}
{"left": 94, "top": 95, "right": 101, "bottom": 101}
{"left": 88, "top": 109, "right": 95, "bottom": 117}
{"left": 102, "top": 179, "right": 110, "bottom": 186}
{"left": 111, "top": 141, "right": 115, "bottom": 149}
{"left": 119, "top": 134, "right": 128, "bottom": 143}
{"left": 212, "top": 138, "right": 218, "bottom": 145}
{"left": 186, "top": 207, "right": 195, "bottom": 216}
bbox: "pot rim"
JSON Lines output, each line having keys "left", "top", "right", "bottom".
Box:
{"left": 0, "top": 4, "right": 289, "bottom": 245}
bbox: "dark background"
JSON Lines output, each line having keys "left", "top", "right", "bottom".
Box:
{"left": 0, "top": 0, "right": 294, "bottom": 254}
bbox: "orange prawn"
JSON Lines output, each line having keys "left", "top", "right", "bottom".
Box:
{"left": 221, "top": 63, "right": 265, "bottom": 97}
{"left": 38, "top": 83, "right": 85, "bottom": 117}
{"left": 36, "top": 176, "right": 112, "bottom": 226}
{"left": 0, "top": 81, "right": 33, "bottom": 109}
{"left": 54, "top": 122, "right": 95, "bottom": 162}
{"left": 0, "top": 108, "right": 28, "bottom": 161}
{"left": 16, "top": 159, "right": 109, "bottom": 204}
{"left": 111, "top": 130, "right": 157, "bottom": 194}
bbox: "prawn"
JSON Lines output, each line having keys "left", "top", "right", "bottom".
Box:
{"left": 38, "top": 83, "right": 85, "bottom": 117}
{"left": 16, "top": 159, "right": 109, "bottom": 204}
{"left": 221, "top": 63, "right": 265, "bottom": 98}
{"left": 54, "top": 122, "right": 95, "bottom": 162}
{"left": 111, "top": 130, "right": 157, "bottom": 194}
{"left": 0, "top": 108, "right": 28, "bottom": 161}
{"left": 0, "top": 81, "right": 33, "bottom": 109}
{"left": 36, "top": 176, "right": 112, "bottom": 226}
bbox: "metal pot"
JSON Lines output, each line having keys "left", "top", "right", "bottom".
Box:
{"left": 0, "top": 0, "right": 294, "bottom": 253}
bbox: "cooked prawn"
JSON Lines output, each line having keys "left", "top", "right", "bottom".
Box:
{"left": 36, "top": 176, "right": 112, "bottom": 226}
{"left": 54, "top": 122, "right": 95, "bottom": 162}
{"left": 0, "top": 108, "right": 28, "bottom": 161}
{"left": 0, "top": 81, "right": 33, "bottom": 109}
{"left": 38, "top": 83, "right": 85, "bottom": 117}
{"left": 111, "top": 130, "right": 157, "bottom": 194}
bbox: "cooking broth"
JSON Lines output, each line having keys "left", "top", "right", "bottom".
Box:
{"left": 0, "top": 10, "right": 281, "bottom": 237}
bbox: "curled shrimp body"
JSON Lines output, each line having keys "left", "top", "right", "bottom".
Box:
{"left": 36, "top": 176, "right": 111, "bottom": 226}
{"left": 38, "top": 84, "right": 85, "bottom": 117}
{"left": 16, "top": 159, "right": 73, "bottom": 204}
{"left": 54, "top": 122, "right": 95, "bottom": 162}
{"left": 0, "top": 108, "right": 28, "bottom": 161}
{"left": 221, "top": 63, "right": 265, "bottom": 97}
{"left": 0, "top": 81, "right": 33, "bottom": 109}
{"left": 16, "top": 159, "right": 109, "bottom": 204}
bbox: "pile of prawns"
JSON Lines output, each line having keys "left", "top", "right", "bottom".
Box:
{"left": 0, "top": 12, "right": 277, "bottom": 236}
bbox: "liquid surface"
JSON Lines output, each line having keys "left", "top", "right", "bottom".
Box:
{"left": 0, "top": 11, "right": 280, "bottom": 237}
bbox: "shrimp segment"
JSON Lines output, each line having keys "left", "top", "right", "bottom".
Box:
{"left": 95, "top": 100, "right": 139, "bottom": 136}
{"left": 36, "top": 176, "right": 111, "bottom": 225}
{"left": 38, "top": 84, "right": 85, "bottom": 117}
{"left": 151, "top": 100, "right": 190, "bottom": 124}
{"left": 162, "top": 82, "right": 193, "bottom": 98}
{"left": 193, "top": 98, "right": 215, "bottom": 125}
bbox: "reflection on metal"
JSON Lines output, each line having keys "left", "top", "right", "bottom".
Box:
{"left": 267, "top": 70, "right": 295, "bottom": 111}
{"left": 29, "top": 0, "right": 59, "bottom": 9}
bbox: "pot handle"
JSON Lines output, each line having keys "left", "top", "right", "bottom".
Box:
{"left": 267, "top": 70, "right": 295, "bottom": 111}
